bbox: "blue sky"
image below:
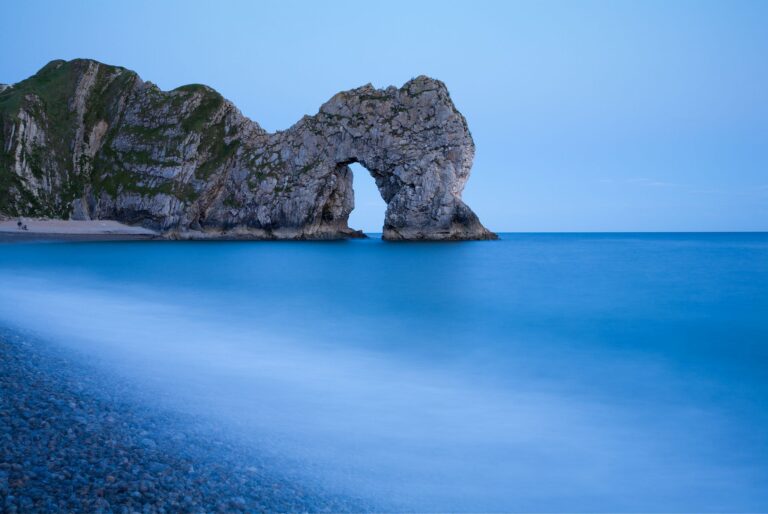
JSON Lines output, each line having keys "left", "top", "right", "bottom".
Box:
{"left": 2, "top": 0, "right": 766, "bottom": 231}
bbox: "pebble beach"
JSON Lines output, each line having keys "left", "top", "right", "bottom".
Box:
{"left": 0, "top": 329, "right": 365, "bottom": 513}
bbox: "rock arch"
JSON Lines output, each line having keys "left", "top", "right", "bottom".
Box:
{"left": 202, "top": 76, "right": 496, "bottom": 240}
{"left": 0, "top": 59, "right": 496, "bottom": 240}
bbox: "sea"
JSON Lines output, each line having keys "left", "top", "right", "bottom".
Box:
{"left": 1, "top": 233, "right": 766, "bottom": 511}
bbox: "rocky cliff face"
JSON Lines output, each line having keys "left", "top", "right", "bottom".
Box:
{"left": 0, "top": 59, "right": 496, "bottom": 240}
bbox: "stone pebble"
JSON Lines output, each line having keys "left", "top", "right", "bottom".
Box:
{"left": 0, "top": 330, "right": 370, "bottom": 513}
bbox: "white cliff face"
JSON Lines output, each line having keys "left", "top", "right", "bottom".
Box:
{"left": 0, "top": 59, "right": 496, "bottom": 240}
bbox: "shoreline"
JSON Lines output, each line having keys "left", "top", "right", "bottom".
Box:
{"left": 0, "top": 327, "right": 367, "bottom": 512}
{"left": 0, "top": 219, "right": 159, "bottom": 243}
{"left": 0, "top": 232, "right": 159, "bottom": 243}
{"left": 0, "top": 218, "right": 500, "bottom": 242}
{"left": 0, "top": 219, "right": 369, "bottom": 243}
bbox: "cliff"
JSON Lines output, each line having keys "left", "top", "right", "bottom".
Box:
{"left": 0, "top": 59, "right": 496, "bottom": 240}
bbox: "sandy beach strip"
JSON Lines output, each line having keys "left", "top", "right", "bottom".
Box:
{"left": 0, "top": 219, "right": 159, "bottom": 242}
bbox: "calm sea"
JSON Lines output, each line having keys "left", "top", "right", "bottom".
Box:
{"left": 1, "top": 233, "right": 766, "bottom": 511}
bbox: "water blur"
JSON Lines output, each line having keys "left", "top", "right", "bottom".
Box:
{"left": 1, "top": 234, "right": 766, "bottom": 511}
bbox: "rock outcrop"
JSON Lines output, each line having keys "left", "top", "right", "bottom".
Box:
{"left": 0, "top": 59, "right": 496, "bottom": 240}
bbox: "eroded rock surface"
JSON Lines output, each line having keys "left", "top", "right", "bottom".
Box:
{"left": 0, "top": 59, "right": 495, "bottom": 240}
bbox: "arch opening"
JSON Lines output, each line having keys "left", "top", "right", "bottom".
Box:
{"left": 346, "top": 162, "right": 387, "bottom": 237}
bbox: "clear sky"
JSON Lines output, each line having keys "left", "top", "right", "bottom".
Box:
{"left": 2, "top": 0, "right": 766, "bottom": 231}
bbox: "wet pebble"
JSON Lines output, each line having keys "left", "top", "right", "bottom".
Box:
{"left": 0, "top": 330, "right": 369, "bottom": 512}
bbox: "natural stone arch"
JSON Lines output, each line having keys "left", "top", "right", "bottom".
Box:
{"left": 208, "top": 76, "right": 495, "bottom": 240}
{"left": 326, "top": 77, "right": 492, "bottom": 241}
{"left": 0, "top": 59, "right": 496, "bottom": 240}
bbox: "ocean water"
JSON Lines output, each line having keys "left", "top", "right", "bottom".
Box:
{"left": 0, "top": 233, "right": 766, "bottom": 511}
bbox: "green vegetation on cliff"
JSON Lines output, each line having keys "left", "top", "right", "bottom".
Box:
{"left": 0, "top": 59, "right": 235, "bottom": 217}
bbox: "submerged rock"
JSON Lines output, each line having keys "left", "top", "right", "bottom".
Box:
{"left": 0, "top": 59, "right": 496, "bottom": 240}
